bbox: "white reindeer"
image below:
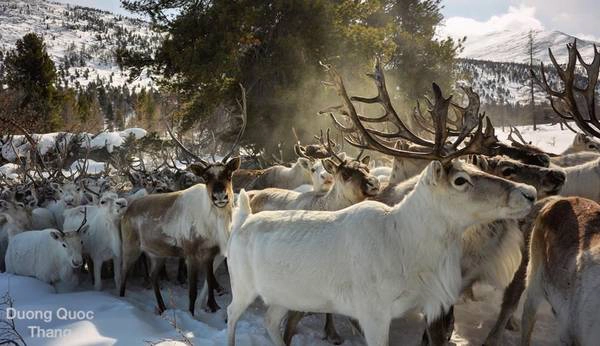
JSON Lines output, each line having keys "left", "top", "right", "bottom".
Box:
{"left": 292, "top": 160, "right": 333, "bottom": 193}
{"left": 63, "top": 192, "right": 128, "bottom": 290}
{"left": 558, "top": 157, "right": 600, "bottom": 201}
{"left": 233, "top": 157, "right": 313, "bottom": 192}
{"left": 4, "top": 211, "right": 88, "bottom": 292}
{"left": 250, "top": 154, "right": 378, "bottom": 213}
{"left": 226, "top": 160, "right": 536, "bottom": 346}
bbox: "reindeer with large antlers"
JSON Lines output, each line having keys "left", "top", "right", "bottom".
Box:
{"left": 225, "top": 61, "right": 537, "bottom": 346}
{"left": 119, "top": 86, "right": 247, "bottom": 315}
{"left": 480, "top": 41, "right": 600, "bottom": 346}
{"left": 320, "top": 59, "right": 568, "bottom": 345}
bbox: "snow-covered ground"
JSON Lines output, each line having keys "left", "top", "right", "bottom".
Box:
{"left": 0, "top": 123, "right": 577, "bottom": 345}
{"left": 496, "top": 122, "right": 577, "bottom": 154}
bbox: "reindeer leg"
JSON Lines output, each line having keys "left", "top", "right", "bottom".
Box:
{"left": 484, "top": 241, "right": 529, "bottom": 346}
{"left": 149, "top": 256, "right": 167, "bottom": 314}
{"left": 324, "top": 314, "right": 343, "bottom": 345}
{"left": 177, "top": 257, "right": 187, "bottom": 284}
{"left": 207, "top": 258, "right": 225, "bottom": 295}
{"left": 422, "top": 306, "right": 454, "bottom": 346}
{"left": 204, "top": 256, "right": 221, "bottom": 313}
{"left": 283, "top": 311, "right": 304, "bottom": 346}
{"left": 187, "top": 258, "right": 199, "bottom": 316}
{"left": 119, "top": 249, "right": 141, "bottom": 297}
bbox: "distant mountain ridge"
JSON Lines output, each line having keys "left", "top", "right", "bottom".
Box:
{"left": 0, "top": 0, "right": 160, "bottom": 91}
{"left": 459, "top": 29, "right": 598, "bottom": 64}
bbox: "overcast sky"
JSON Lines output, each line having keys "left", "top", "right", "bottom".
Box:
{"left": 56, "top": 0, "right": 600, "bottom": 42}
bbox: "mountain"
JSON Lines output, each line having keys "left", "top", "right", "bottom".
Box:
{"left": 455, "top": 30, "right": 599, "bottom": 107}
{"left": 458, "top": 29, "right": 599, "bottom": 64}
{"left": 0, "top": 0, "right": 160, "bottom": 91}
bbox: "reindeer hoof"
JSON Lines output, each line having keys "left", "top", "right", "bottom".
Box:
{"left": 324, "top": 334, "right": 343, "bottom": 345}
{"left": 204, "top": 303, "right": 220, "bottom": 313}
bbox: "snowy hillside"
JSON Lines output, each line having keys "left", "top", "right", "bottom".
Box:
{"left": 454, "top": 30, "right": 599, "bottom": 106}
{"left": 0, "top": 0, "right": 160, "bottom": 90}
{"left": 459, "top": 29, "right": 599, "bottom": 64}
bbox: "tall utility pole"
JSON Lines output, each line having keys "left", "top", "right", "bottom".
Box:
{"left": 529, "top": 30, "right": 537, "bottom": 130}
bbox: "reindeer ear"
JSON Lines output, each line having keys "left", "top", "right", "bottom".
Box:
{"left": 50, "top": 230, "right": 62, "bottom": 241}
{"left": 574, "top": 133, "right": 588, "bottom": 145}
{"left": 225, "top": 157, "right": 241, "bottom": 173}
{"left": 188, "top": 162, "right": 208, "bottom": 177}
{"left": 423, "top": 161, "right": 445, "bottom": 186}
{"left": 322, "top": 159, "right": 337, "bottom": 174}
{"left": 360, "top": 155, "right": 371, "bottom": 166}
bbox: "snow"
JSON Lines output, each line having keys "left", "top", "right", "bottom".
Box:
{"left": 1, "top": 128, "right": 147, "bottom": 161}
{"left": 0, "top": 163, "right": 20, "bottom": 180}
{"left": 497, "top": 122, "right": 577, "bottom": 154}
{"left": 68, "top": 159, "right": 106, "bottom": 175}
{"left": 0, "top": 270, "right": 559, "bottom": 345}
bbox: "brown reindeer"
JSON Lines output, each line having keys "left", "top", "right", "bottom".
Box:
{"left": 119, "top": 86, "right": 246, "bottom": 315}
{"left": 520, "top": 197, "right": 600, "bottom": 346}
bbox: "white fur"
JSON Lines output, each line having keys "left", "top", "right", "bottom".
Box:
{"left": 559, "top": 158, "right": 600, "bottom": 201}
{"left": 5, "top": 228, "right": 85, "bottom": 292}
{"left": 63, "top": 192, "right": 127, "bottom": 290}
{"left": 226, "top": 161, "right": 536, "bottom": 346}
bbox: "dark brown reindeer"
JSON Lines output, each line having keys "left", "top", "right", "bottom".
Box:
{"left": 119, "top": 86, "right": 247, "bottom": 315}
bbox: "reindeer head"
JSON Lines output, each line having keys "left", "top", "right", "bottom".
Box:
{"left": 572, "top": 133, "right": 600, "bottom": 153}
{"left": 52, "top": 209, "right": 88, "bottom": 268}
{"left": 50, "top": 182, "right": 84, "bottom": 208}
{"left": 421, "top": 160, "right": 536, "bottom": 223}
{"left": 469, "top": 155, "right": 566, "bottom": 199}
{"left": 309, "top": 160, "right": 333, "bottom": 192}
{"left": 319, "top": 130, "right": 380, "bottom": 199}
{"left": 165, "top": 85, "right": 247, "bottom": 208}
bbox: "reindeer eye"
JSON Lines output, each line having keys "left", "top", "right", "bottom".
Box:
{"left": 62, "top": 244, "right": 67, "bottom": 248}
{"left": 454, "top": 177, "right": 468, "bottom": 186}
{"left": 341, "top": 171, "right": 351, "bottom": 181}
{"left": 502, "top": 167, "right": 515, "bottom": 176}
{"left": 311, "top": 168, "right": 316, "bottom": 173}
{"left": 81, "top": 241, "right": 83, "bottom": 245}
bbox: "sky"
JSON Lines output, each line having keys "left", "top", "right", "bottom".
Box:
{"left": 439, "top": 0, "right": 600, "bottom": 42}
{"left": 56, "top": 0, "right": 600, "bottom": 42}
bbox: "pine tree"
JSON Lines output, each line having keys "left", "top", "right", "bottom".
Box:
{"left": 2, "top": 33, "right": 60, "bottom": 131}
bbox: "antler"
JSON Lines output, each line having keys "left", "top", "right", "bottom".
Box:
{"left": 75, "top": 208, "right": 88, "bottom": 233}
{"left": 294, "top": 130, "right": 332, "bottom": 160}
{"left": 323, "top": 129, "right": 345, "bottom": 164}
{"left": 531, "top": 40, "right": 600, "bottom": 137}
{"left": 163, "top": 84, "right": 246, "bottom": 166}
{"left": 321, "top": 59, "right": 494, "bottom": 163}
{"left": 222, "top": 84, "right": 247, "bottom": 162}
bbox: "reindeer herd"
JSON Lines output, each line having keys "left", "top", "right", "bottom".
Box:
{"left": 0, "top": 42, "right": 600, "bottom": 346}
